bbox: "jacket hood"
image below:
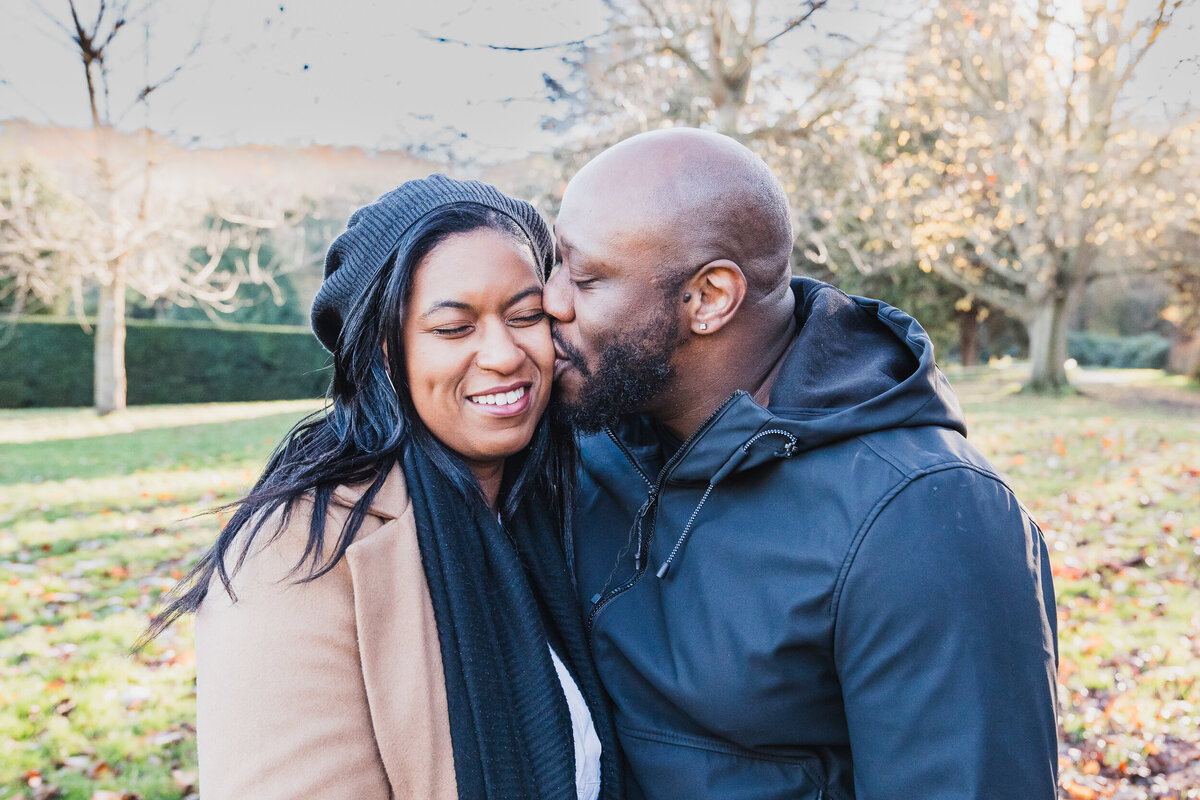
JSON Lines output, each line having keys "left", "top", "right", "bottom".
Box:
{"left": 660, "top": 278, "right": 966, "bottom": 486}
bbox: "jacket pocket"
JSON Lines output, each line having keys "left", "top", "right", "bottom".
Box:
{"left": 618, "top": 725, "right": 840, "bottom": 800}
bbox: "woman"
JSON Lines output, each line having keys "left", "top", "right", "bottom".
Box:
{"left": 146, "top": 176, "right": 621, "bottom": 799}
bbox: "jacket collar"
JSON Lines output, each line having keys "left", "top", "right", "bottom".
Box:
{"left": 330, "top": 462, "right": 410, "bottom": 520}
{"left": 609, "top": 278, "right": 965, "bottom": 487}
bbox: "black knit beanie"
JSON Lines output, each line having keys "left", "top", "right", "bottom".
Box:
{"left": 310, "top": 174, "right": 554, "bottom": 352}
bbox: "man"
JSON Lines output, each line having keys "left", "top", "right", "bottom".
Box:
{"left": 544, "top": 128, "right": 1059, "bottom": 800}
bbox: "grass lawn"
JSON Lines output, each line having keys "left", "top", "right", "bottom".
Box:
{"left": 1, "top": 372, "right": 1198, "bottom": 799}
{"left": 0, "top": 400, "right": 321, "bottom": 800}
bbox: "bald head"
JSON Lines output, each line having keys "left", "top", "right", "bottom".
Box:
{"left": 548, "top": 128, "right": 801, "bottom": 436}
{"left": 561, "top": 128, "right": 794, "bottom": 299}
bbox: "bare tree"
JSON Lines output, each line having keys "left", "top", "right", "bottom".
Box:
{"left": 1163, "top": 194, "right": 1200, "bottom": 379}
{"left": 3, "top": 0, "right": 297, "bottom": 412}
{"left": 59, "top": 0, "right": 152, "bottom": 412}
{"left": 0, "top": 155, "right": 293, "bottom": 328}
{"left": 0, "top": 162, "right": 93, "bottom": 323}
{"left": 871, "top": 0, "right": 1200, "bottom": 392}
{"left": 540, "top": 0, "right": 879, "bottom": 159}
{"left": 509, "top": 0, "right": 915, "bottom": 294}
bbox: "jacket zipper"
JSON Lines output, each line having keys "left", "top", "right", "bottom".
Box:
{"left": 603, "top": 428, "right": 655, "bottom": 490}
{"left": 585, "top": 392, "right": 745, "bottom": 638}
{"left": 654, "top": 429, "right": 797, "bottom": 578}
{"left": 603, "top": 428, "right": 656, "bottom": 572}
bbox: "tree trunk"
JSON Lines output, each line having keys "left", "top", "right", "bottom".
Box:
{"left": 94, "top": 260, "right": 127, "bottom": 414}
{"left": 1024, "top": 292, "right": 1072, "bottom": 393}
{"left": 714, "top": 101, "right": 741, "bottom": 138}
{"left": 958, "top": 309, "right": 979, "bottom": 367}
{"left": 1167, "top": 329, "right": 1200, "bottom": 379}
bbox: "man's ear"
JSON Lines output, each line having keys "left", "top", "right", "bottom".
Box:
{"left": 684, "top": 260, "right": 747, "bottom": 335}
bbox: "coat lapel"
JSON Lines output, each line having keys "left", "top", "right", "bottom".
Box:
{"left": 340, "top": 465, "right": 459, "bottom": 799}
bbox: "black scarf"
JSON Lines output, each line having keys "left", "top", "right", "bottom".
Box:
{"left": 403, "top": 443, "right": 622, "bottom": 800}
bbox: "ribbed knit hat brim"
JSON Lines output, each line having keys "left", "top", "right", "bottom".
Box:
{"left": 310, "top": 174, "right": 554, "bottom": 352}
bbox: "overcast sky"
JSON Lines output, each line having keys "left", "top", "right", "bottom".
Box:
{"left": 0, "top": 0, "right": 609, "bottom": 159}
{"left": 1, "top": 0, "right": 1196, "bottom": 162}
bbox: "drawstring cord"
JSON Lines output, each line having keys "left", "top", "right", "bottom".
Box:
{"left": 740, "top": 428, "right": 799, "bottom": 458}
{"left": 656, "top": 429, "right": 798, "bottom": 580}
{"left": 656, "top": 483, "right": 715, "bottom": 578}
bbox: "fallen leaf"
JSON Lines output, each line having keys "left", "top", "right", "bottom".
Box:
{"left": 1062, "top": 780, "right": 1098, "bottom": 800}
{"left": 172, "top": 769, "right": 198, "bottom": 790}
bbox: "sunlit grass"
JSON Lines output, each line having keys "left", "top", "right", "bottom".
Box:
{"left": 0, "top": 399, "right": 322, "bottom": 445}
{"left": 0, "top": 407, "right": 301, "bottom": 799}
{"left": 950, "top": 368, "right": 1200, "bottom": 795}
{"left": 0, "top": 373, "right": 1197, "bottom": 798}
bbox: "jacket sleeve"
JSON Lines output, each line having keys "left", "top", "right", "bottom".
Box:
{"left": 832, "top": 466, "right": 1059, "bottom": 800}
{"left": 194, "top": 502, "right": 392, "bottom": 800}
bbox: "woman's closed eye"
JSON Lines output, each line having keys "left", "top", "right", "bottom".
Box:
{"left": 510, "top": 310, "right": 546, "bottom": 326}
{"left": 432, "top": 323, "right": 473, "bottom": 337}
{"left": 431, "top": 310, "right": 544, "bottom": 337}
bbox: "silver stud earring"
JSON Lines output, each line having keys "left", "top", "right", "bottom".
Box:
{"left": 698, "top": 322, "right": 708, "bottom": 331}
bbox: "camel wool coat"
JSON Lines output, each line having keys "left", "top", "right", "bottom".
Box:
{"left": 195, "top": 464, "right": 458, "bottom": 799}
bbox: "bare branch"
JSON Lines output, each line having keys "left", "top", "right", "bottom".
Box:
{"left": 925, "top": 258, "right": 1027, "bottom": 319}
{"left": 30, "top": 0, "right": 77, "bottom": 41}
{"left": 1115, "top": 0, "right": 1182, "bottom": 88}
{"left": 418, "top": 29, "right": 606, "bottom": 52}
{"left": 752, "top": 0, "right": 828, "bottom": 54}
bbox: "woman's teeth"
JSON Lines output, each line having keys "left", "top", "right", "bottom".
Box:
{"left": 469, "top": 386, "right": 526, "bottom": 406}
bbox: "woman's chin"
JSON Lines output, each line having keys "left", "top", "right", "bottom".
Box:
{"left": 456, "top": 422, "right": 541, "bottom": 465}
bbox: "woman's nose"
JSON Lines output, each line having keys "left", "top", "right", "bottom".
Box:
{"left": 475, "top": 322, "right": 526, "bottom": 374}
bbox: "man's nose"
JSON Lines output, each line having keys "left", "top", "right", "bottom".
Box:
{"left": 543, "top": 267, "right": 574, "bottom": 323}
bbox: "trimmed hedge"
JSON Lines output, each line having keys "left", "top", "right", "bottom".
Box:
{"left": 1067, "top": 331, "right": 1171, "bottom": 370}
{"left": 0, "top": 317, "right": 331, "bottom": 408}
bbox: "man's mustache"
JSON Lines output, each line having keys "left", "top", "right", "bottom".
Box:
{"left": 551, "top": 327, "right": 591, "bottom": 377}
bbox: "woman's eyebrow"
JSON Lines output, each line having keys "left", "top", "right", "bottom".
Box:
{"left": 419, "top": 299, "right": 471, "bottom": 319}
{"left": 419, "top": 287, "right": 541, "bottom": 319}
{"left": 505, "top": 287, "right": 543, "bottom": 308}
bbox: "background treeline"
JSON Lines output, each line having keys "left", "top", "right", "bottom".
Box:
{"left": 0, "top": 318, "right": 329, "bottom": 407}
{"left": 2, "top": 0, "right": 1198, "bottom": 411}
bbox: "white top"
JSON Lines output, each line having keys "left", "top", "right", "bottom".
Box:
{"left": 549, "top": 644, "right": 602, "bottom": 800}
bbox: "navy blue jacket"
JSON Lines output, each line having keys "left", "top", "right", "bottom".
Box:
{"left": 571, "top": 279, "right": 1059, "bottom": 800}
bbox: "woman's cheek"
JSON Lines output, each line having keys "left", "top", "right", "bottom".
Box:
{"left": 408, "top": 338, "right": 461, "bottom": 423}
{"left": 527, "top": 321, "right": 556, "bottom": 381}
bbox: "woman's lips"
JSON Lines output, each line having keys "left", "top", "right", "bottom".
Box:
{"left": 466, "top": 383, "right": 534, "bottom": 418}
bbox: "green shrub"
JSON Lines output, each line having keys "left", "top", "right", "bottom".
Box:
{"left": 1067, "top": 331, "right": 1171, "bottom": 369}
{"left": 0, "top": 317, "right": 331, "bottom": 408}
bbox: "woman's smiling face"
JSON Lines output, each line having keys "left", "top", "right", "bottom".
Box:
{"left": 402, "top": 226, "right": 553, "bottom": 475}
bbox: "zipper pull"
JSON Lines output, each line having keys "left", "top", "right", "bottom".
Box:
{"left": 657, "top": 482, "right": 716, "bottom": 581}
{"left": 633, "top": 487, "right": 657, "bottom": 572}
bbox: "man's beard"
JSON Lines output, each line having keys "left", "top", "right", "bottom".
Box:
{"left": 552, "top": 315, "right": 679, "bottom": 434}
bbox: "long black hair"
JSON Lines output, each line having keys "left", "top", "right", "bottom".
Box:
{"left": 139, "top": 203, "right": 573, "bottom": 646}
